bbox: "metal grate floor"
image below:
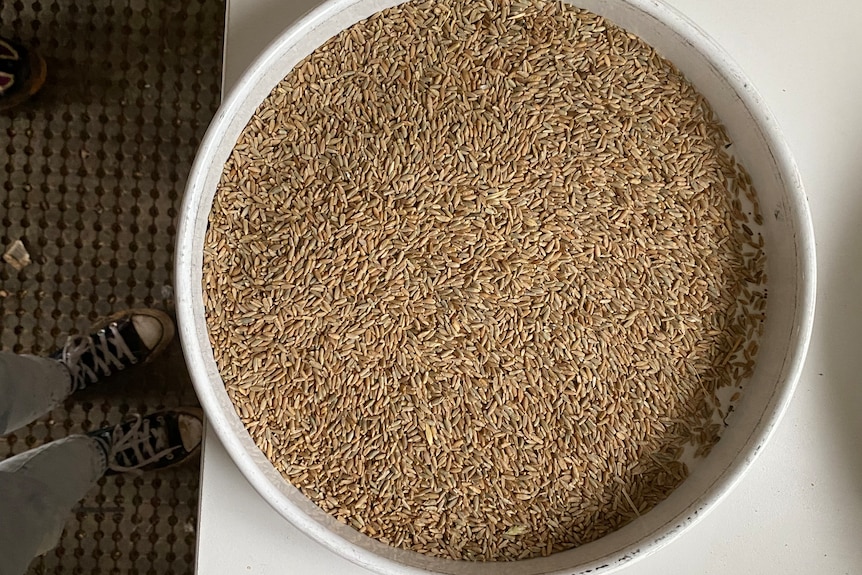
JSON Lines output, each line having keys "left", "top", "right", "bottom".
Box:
{"left": 1, "top": 0, "right": 224, "bottom": 572}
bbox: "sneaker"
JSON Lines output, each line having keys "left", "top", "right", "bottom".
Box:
{"left": 88, "top": 408, "right": 204, "bottom": 475}
{"left": 0, "top": 36, "right": 47, "bottom": 112}
{"left": 52, "top": 308, "right": 175, "bottom": 393}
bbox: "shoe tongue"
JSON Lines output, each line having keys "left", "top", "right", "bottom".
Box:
{"left": 159, "top": 413, "right": 183, "bottom": 454}
{"left": 149, "top": 423, "right": 168, "bottom": 453}
{"left": 113, "top": 318, "right": 149, "bottom": 359}
{"left": 122, "top": 418, "right": 169, "bottom": 467}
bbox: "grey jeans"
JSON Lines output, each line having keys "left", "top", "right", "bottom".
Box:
{"left": 0, "top": 352, "right": 107, "bottom": 575}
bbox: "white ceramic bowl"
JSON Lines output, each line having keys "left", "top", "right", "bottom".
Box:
{"left": 176, "top": 0, "right": 816, "bottom": 573}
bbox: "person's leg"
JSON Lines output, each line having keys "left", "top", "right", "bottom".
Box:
{"left": 0, "top": 408, "right": 203, "bottom": 575}
{"left": 0, "top": 352, "right": 71, "bottom": 435}
{"left": 0, "top": 435, "right": 105, "bottom": 575}
{"left": 0, "top": 308, "right": 175, "bottom": 436}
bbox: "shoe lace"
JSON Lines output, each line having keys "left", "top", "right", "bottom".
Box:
{"left": 107, "top": 414, "right": 179, "bottom": 473}
{"left": 60, "top": 324, "right": 136, "bottom": 390}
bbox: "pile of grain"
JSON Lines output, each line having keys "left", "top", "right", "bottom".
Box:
{"left": 203, "top": 0, "right": 766, "bottom": 561}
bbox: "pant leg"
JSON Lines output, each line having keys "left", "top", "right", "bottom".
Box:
{"left": 0, "top": 435, "right": 106, "bottom": 575}
{"left": 0, "top": 351, "right": 71, "bottom": 435}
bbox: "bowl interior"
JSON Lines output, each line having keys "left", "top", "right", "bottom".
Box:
{"left": 176, "top": 0, "right": 814, "bottom": 573}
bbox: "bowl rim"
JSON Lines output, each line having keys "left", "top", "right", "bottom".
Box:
{"left": 175, "top": 0, "right": 817, "bottom": 573}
